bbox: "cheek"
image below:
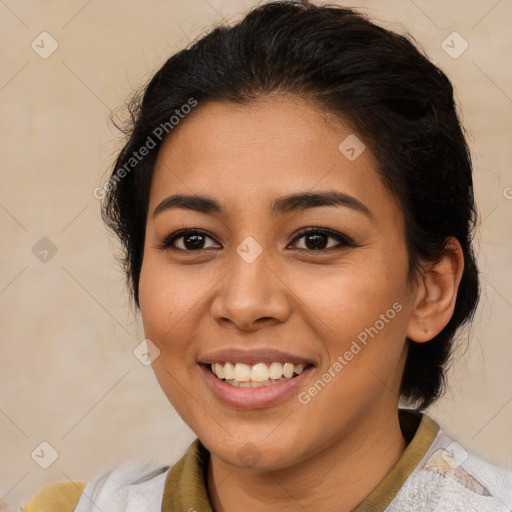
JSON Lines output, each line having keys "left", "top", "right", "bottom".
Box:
{"left": 138, "top": 256, "right": 207, "bottom": 358}
{"left": 288, "top": 246, "right": 411, "bottom": 400}
{"left": 293, "top": 265, "right": 410, "bottom": 421}
{"left": 138, "top": 256, "right": 208, "bottom": 416}
{"left": 294, "top": 251, "right": 408, "bottom": 334}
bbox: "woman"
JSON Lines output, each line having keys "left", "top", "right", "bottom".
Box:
{"left": 24, "top": 1, "right": 512, "bottom": 510}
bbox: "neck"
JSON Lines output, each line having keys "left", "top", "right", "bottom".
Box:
{"left": 207, "top": 408, "right": 409, "bottom": 512}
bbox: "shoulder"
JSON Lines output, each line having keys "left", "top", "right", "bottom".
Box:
{"left": 23, "top": 481, "right": 86, "bottom": 512}
{"left": 23, "top": 463, "right": 171, "bottom": 512}
{"left": 393, "top": 424, "right": 512, "bottom": 511}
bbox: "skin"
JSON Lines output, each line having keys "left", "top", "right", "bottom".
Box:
{"left": 138, "top": 96, "right": 464, "bottom": 512}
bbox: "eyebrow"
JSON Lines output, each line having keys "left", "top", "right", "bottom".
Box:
{"left": 153, "top": 191, "right": 372, "bottom": 219}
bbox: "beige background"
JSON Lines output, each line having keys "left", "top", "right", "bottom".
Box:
{"left": 1, "top": 0, "right": 511, "bottom": 509}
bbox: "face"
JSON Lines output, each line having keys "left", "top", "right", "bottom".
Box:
{"left": 139, "top": 96, "right": 416, "bottom": 470}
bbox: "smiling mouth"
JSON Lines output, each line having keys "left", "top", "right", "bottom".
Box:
{"left": 208, "top": 361, "right": 312, "bottom": 388}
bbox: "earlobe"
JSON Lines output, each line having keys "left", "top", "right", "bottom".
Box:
{"left": 406, "top": 237, "right": 464, "bottom": 343}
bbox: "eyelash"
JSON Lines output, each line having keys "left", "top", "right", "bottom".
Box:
{"left": 156, "top": 227, "right": 356, "bottom": 253}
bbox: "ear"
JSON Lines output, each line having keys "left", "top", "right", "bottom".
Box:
{"left": 406, "top": 237, "right": 464, "bottom": 343}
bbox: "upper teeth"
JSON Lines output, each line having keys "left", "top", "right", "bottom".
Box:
{"left": 211, "top": 362, "right": 306, "bottom": 382}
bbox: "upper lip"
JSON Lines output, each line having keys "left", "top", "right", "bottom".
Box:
{"left": 198, "top": 348, "right": 316, "bottom": 366}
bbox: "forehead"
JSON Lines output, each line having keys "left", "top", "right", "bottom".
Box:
{"left": 149, "top": 96, "right": 396, "bottom": 218}
{"left": 156, "top": 95, "right": 354, "bottom": 162}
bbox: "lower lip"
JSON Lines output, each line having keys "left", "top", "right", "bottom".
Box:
{"left": 200, "top": 365, "right": 314, "bottom": 409}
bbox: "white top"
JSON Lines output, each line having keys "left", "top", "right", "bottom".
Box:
{"left": 73, "top": 425, "right": 512, "bottom": 512}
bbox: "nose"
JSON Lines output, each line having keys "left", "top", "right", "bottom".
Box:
{"left": 210, "top": 242, "right": 292, "bottom": 332}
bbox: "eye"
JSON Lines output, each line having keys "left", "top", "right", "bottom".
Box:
{"left": 289, "top": 227, "right": 356, "bottom": 251}
{"left": 156, "top": 229, "right": 220, "bottom": 251}
{"left": 157, "top": 227, "right": 356, "bottom": 253}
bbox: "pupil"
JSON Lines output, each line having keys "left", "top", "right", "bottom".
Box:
{"left": 306, "top": 234, "right": 327, "bottom": 250}
{"left": 185, "top": 234, "right": 204, "bottom": 250}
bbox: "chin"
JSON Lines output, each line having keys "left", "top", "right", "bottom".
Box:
{"left": 201, "top": 428, "right": 310, "bottom": 472}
